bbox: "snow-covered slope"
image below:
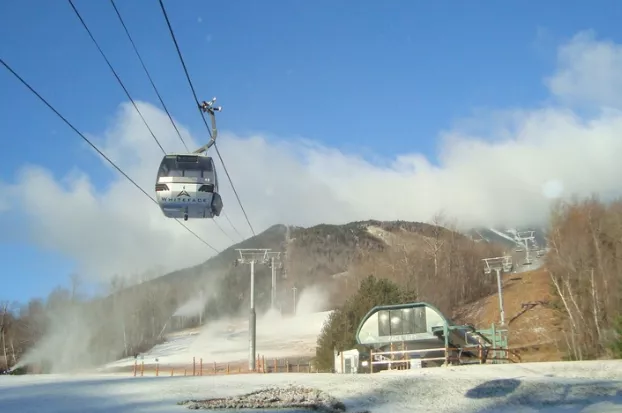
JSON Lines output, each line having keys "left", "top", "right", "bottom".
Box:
{"left": 488, "top": 227, "right": 521, "bottom": 244}
{"left": 104, "top": 310, "right": 332, "bottom": 369}
{"left": 1, "top": 360, "right": 621, "bottom": 412}
{"left": 467, "top": 227, "right": 547, "bottom": 249}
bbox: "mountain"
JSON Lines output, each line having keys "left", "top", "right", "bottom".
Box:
{"left": 132, "top": 219, "right": 508, "bottom": 328}
{"left": 139, "top": 223, "right": 546, "bottom": 319}
{"left": 143, "top": 220, "right": 466, "bottom": 318}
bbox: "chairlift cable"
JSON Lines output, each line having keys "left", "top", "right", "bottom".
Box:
{"left": 212, "top": 218, "right": 236, "bottom": 244}
{"left": 109, "top": 0, "right": 190, "bottom": 153}
{"left": 0, "top": 57, "right": 221, "bottom": 254}
{"left": 158, "top": 0, "right": 256, "bottom": 237}
{"left": 222, "top": 211, "right": 244, "bottom": 240}
{"left": 67, "top": 0, "right": 167, "bottom": 155}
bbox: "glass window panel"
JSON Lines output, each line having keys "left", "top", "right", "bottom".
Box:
{"left": 377, "top": 310, "right": 391, "bottom": 336}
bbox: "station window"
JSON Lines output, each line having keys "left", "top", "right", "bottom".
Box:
{"left": 378, "top": 310, "right": 391, "bottom": 336}
{"left": 377, "top": 307, "right": 427, "bottom": 336}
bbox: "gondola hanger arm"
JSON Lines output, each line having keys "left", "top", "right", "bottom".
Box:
{"left": 193, "top": 97, "right": 222, "bottom": 154}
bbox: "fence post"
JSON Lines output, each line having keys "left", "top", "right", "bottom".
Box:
{"left": 133, "top": 360, "right": 137, "bottom": 377}
{"left": 262, "top": 355, "right": 266, "bottom": 373}
{"left": 370, "top": 349, "right": 374, "bottom": 374}
{"left": 140, "top": 361, "right": 144, "bottom": 377}
{"left": 171, "top": 368, "right": 174, "bottom": 376}
{"left": 273, "top": 358, "right": 277, "bottom": 373}
{"left": 226, "top": 363, "right": 230, "bottom": 374}
{"left": 155, "top": 363, "right": 159, "bottom": 377}
{"left": 286, "top": 360, "right": 290, "bottom": 373}
{"left": 297, "top": 360, "right": 300, "bottom": 372}
{"left": 200, "top": 358, "right": 203, "bottom": 376}
{"left": 213, "top": 361, "right": 217, "bottom": 374}
{"left": 193, "top": 357, "right": 196, "bottom": 376}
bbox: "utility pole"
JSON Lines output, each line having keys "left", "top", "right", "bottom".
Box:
{"left": 482, "top": 256, "right": 513, "bottom": 326}
{"left": 266, "top": 252, "right": 282, "bottom": 311}
{"left": 235, "top": 248, "right": 270, "bottom": 371}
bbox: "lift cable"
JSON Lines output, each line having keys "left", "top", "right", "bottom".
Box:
{"left": 211, "top": 218, "right": 237, "bottom": 244}
{"left": 158, "top": 0, "right": 256, "bottom": 237}
{"left": 0, "top": 57, "right": 221, "bottom": 254}
{"left": 109, "top": 0, "right": 189, "bottom": 153}
{"left": 109, "top": 0, "right": 242, "bottom": 244}
{"left": 67, "top": 0, "right": 167, "bottom": 155}
{"left": 223, "top": 211, "right": 244, "bottom": 240}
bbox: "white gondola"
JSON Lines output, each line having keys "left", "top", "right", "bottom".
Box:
{"left": 155, "top": 98, "right": 223, "bottom": 221}
{"left": 155, "top": 154, "right": 223, "bottom": 220}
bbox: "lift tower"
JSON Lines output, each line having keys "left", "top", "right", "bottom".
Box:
{"left": 235, "top": 248, "right": 270, "bottom": 371}
{"left": 515, "top": 230, "right": 536, "bottom": 265}
{"left": 266, "top": 251, "right": 282, "bottom": 311}
{"left": 482, "top": 255, "right": 513, "bottom": 326}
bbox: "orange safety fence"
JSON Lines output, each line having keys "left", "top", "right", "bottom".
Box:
{"left": 132, "top": 354, "right": 316, "bottom": 377}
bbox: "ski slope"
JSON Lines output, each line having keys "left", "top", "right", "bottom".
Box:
{"left": 488, "top": 227, "right": 521, "bottom": 245}
{"left": 104, "top": 310, "right": 332, "bottom": 370}
{"left": 1, "top": 360, "right": 621, "bottom": 412}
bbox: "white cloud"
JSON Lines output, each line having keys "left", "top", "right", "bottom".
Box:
{"left": 3, "top": 30, "right": 622, "bottom": 283}
{"left": 545, "top": 30, "right": 622, "bottom": 108}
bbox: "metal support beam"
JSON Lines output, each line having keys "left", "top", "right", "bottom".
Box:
{"left": 494, "top": 268, "right": 505, "bottom": 326}
{"left": 249, "top": 260, "right": 255, "bottom": 370}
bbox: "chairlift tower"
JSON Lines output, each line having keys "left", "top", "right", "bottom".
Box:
{"left": 515, "top": 230, "right": 536, "bottom": 265}
{"left": 235, "top": 248, "right": 270, "bottom": 371}
{"left": 482, "top": 255, "right": 513, "bottom": 326}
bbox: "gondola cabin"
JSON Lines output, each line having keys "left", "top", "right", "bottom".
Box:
{"left": 155, "top": 154, "right": 223, "bottom": 220}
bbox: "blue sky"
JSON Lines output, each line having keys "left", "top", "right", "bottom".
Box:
{"left": 1, "top": 0, "right": 621, "bottom": 304}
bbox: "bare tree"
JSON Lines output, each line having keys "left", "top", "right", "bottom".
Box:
{"left": 546, "top": 197, "right": 622, "bottom": 359}
{"left": 0, "top": 301, "right": 10, "bottom": 370}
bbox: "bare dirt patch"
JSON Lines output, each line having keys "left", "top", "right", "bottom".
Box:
{"left": 453, "top": 268, "right": 566, "bottom": 362}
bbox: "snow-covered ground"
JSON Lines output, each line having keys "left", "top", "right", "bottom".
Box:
{"left": 104, "top": 310, "right": 332, "bottom": 369}
{"left": 1, "top": 360, "right": 621, "bottom": 412}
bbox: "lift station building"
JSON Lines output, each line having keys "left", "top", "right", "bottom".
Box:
{"left": 354, "top": 302, "right": 509, "bottom": 371}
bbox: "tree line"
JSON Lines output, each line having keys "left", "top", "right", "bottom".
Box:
{"left": 546, "top": 197, "right": 622, "bottom": 360}
{"left": 0, "top": 273, "right": 198, "bottom": 373}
